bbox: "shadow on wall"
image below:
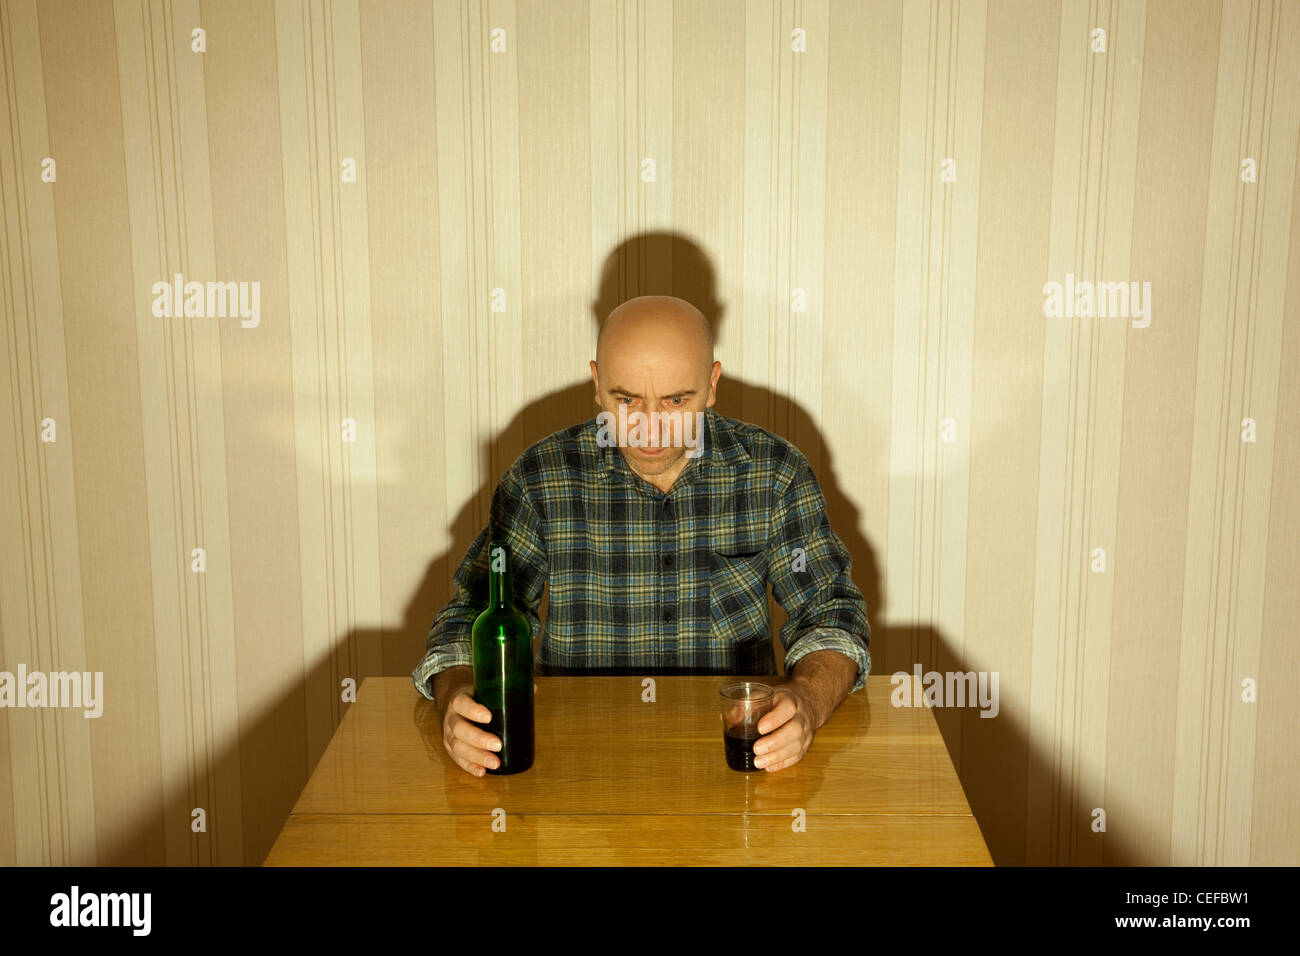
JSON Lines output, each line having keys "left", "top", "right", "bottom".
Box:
{"left": 98, "top": 232, "right": 1141, "bottom": 867}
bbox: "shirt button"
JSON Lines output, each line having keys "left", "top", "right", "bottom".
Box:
{"left": 663, "top": 553, "right": 674, "bottom": 568}
{"left": 663, "top": 608, "right": 675, "bottom": 623}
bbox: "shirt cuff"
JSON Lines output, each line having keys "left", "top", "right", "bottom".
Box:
{"left": 784, "top": 626, "right": 871, "bottom": 694}
{"left": 411, "top": 642, "right": 472, "bottom": 701}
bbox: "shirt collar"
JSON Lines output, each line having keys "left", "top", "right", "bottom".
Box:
{"left": 594, "top": 407, "right": 749, "bottom": 478}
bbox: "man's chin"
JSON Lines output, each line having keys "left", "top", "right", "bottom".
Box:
{"left": 624, "top": 446, "right": 681, "bottom": 468}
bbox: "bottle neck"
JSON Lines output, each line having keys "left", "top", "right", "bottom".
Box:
{"left": 487, "top": 541, "right": 512, "bottom": 610}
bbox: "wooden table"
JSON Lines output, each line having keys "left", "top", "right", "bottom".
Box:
{"left": 264, "top": 675, "right": 992, "bottom": 865}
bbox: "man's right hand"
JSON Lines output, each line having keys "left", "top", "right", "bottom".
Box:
{"left": 433, "top": 666, "right": 538, "bottom": 777}
{"left": 434, "top": 667, "right": 502, "bottom": 777}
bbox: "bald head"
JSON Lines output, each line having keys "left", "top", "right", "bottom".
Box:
{"left": 589, "top": 295, "right": 722, "bottom": 486}
{"left": 596, "top": 296, "right": 714, "bottom": 372}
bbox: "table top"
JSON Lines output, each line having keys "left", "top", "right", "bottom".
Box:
{"left": 264, "top": 675, "right": 992, "bottom": 865}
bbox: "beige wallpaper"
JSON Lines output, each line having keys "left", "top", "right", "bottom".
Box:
{"left": 1, "top": 0, "right": 1297, "bottom": 866}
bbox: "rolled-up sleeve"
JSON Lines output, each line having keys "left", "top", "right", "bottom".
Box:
{"left": 765, "top": 452, "right": 872, "bottom": 694}
{"left": 411, "top": 463, "right": 549, "bottom": 700}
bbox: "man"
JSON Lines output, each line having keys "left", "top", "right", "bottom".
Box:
{"left": 414, "top": 295, "right": 871, "bottom": 776}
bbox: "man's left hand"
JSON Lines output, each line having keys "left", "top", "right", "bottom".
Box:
{"left": 752, "top": 682, "right": 822, "bottom": 772}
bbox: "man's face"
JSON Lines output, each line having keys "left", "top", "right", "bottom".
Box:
{"left": 590, "top": 342, "right": 721, "bottom": 481}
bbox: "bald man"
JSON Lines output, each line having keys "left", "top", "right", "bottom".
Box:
{"left": 414, "top": 295, "right": 871, "bottom": 776}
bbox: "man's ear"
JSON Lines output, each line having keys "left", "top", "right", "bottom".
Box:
{"left": 705, "top": 360, "right": 722, "bottom": 407}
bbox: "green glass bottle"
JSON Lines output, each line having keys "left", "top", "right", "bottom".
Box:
{"left": 471, "top": 540, "right": 535, "bottom": 774}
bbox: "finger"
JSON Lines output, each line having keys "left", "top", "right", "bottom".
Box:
{"left": 452, "top": 716, "right": 502, "bottom": 754}
{"left": 761, "top": 750, "right": 805, "bottom": 772}
{"left": 443, "top": 736, "right": 487, "bottom": 777}
{"left": 452, "top": 737, "right": 502, "bottom": 773}
{"left": 453, "top": 692, "right": 492, "bottom": 724}
{"left": 756, "top": 697, "right": 796, "bottom": 734}
{"left": 451, "top": 750, "right": 485, "bottom": 777}
{"left": 754, "top": 737, "right": 801, "bottom": 768}
{"left": 753, "top": 723, "right": 799, "bottom": 760}
{"left": 727, "top": 702, "right": 759, "bottom": 727}
{"left": 754, "top": 728, "right": 806, "bottom": 768}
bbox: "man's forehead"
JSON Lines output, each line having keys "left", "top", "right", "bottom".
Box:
{"left": 602, "top": 356, "right": 703, "bottom": 388}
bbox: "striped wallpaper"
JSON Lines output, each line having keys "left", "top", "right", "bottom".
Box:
{"left": 1, "top": 0, "right": 1297, "bottom": 866}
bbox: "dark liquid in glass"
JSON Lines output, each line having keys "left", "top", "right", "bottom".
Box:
{"left": 724, "top": 724, "right": 762, "bottom": 772}
{"left": 478, "top": 687, "right": 535, "bottom": 775}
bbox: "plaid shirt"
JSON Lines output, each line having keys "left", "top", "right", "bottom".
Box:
{"left": 412, "top": 407, "right": 871, "bottom": 699}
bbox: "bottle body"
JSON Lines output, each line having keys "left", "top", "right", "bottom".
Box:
{"left": 471, "top": 540, "right": 535, "bottom": 774}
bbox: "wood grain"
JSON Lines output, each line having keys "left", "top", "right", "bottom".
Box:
{"left": 265, "top": 812, "right": 993, "bottom": 866}
{"left": 265, "top": 676, "right": 991, "bottom": 864}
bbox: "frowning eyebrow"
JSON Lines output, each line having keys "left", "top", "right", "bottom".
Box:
{"left": 609, "top": 387, "right": 697, "bottom": 400}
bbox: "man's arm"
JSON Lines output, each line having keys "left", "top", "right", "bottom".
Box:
{"left": 789, "top": 648, "right": 859, "bottom": 730}
{"left": 412, "top": 464, "right": 549, "bottom": 701}
{"left": 765, "top": 450, "right": 872, "bottom": 709}
{"left": 747, "top": 453, "right": 870, "bottom": 771}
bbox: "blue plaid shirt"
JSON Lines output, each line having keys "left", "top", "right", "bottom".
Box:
{"left": 413, "top": 407, "right": 871, "bottom": 698}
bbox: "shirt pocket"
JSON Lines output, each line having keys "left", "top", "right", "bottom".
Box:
{"left": 709, "top": 549, "right": 770, "bottom": 642}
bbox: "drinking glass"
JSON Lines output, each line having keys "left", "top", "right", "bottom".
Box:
{"left": 718, "top": 682, "right": 774, "bottom": 772}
